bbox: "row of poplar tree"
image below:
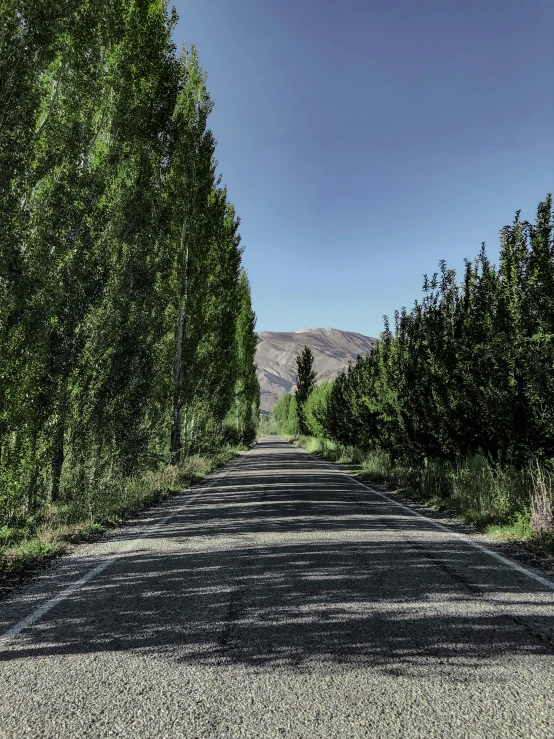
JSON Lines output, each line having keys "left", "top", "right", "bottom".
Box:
{"left": 0, "top": 0, "right": 260, "bottom": 524}
{"left": 276, "top": 195, "right": 554, "bottom": 472}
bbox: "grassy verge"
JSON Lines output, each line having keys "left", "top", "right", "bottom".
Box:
{"left": 289, "top": 434, "right": 554, "bottom": 562}
{"left": 0, "top": 447, "right": 241, "bottom": 581}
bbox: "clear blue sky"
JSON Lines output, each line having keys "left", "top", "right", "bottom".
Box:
{"left": 172, "top": 0, "right": 554, "bottom": 338}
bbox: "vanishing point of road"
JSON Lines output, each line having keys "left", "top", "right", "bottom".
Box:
{"left": 1, "top": 436, "right": 553, "bottom": 738}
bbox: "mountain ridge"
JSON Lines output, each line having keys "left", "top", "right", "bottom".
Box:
{"left": 256, "top": 328, "right": 377, "bottom": 414}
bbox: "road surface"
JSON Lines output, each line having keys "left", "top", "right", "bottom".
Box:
{"left": 1, "top": 436, "right": 553, "bottom": 738}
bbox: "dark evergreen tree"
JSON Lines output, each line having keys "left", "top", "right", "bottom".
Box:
{"left": 295, "top": 346, "right": 317, "bottom": 435}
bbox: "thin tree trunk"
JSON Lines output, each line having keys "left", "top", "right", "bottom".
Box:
{"left": 183, "top": 402, "right": 189, "bottom": 458}
{"left": 26, "top": 441, "right": 39, "bottom": 516}
{"left": 170, "top": 205, "right": 189, "bottom": 462}
{"left": 51, "top": 378, "right": 68, "bottom": 502}
{"left": 170, "top": 300, "right": 184, "bottom": 462}
{"left": 34, "top": 63, "right": 65, "bottom": 139}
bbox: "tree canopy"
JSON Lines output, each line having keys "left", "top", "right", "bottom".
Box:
{"left": 287, "top": 196, "right": 554, "bottom": 473}
{"left": 0, "top": 1, "right": 259, "bottom": 530}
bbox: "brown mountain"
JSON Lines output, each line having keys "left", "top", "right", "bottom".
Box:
{"left": 256, "top": 328, "right": 377, "bottom": 414}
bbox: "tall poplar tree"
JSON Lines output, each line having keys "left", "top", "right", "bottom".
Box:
{"left": 0, "top": 1, "right": 260, "bottom": 531}
{"left": 233, "top": 271, "right": 260, "bottom": 444}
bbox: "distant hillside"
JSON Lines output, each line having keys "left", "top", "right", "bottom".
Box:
{"left": 256, "top": 328, "right": 377, "bottom": 414}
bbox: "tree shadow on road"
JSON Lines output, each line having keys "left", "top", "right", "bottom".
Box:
{"left": 1, "top": 441, "right": 553, "bottom": 676}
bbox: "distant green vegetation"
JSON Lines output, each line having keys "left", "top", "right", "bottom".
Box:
{"left": 272, "top": 197, "right": 554, "bottom": 554}
{"left": 0, "top": 1, "right": 259, "bottom": 571}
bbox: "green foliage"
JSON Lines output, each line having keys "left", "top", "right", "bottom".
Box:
{"left": 257, "top": 415, "right": 279, "bottom": 436}
{"left": 296, "top": 196, "right": 554, "bottom": 540}
{"left": 229, "top": 272, "right": 260, "bottom": 445}
{"left": 319, "top": 196, "right": 554, "bottom": 468}
{"left": 273, "top": 393, "right": 292, "bottom": 426}
{"left": 271, "top": 392, "right": 299, "bottom": 436}
{"left": 287, "top": 395, "right": 300, "bottom": 436}
{"left": 304, "top": 381, "right": 332, "bottom": 439}
{"left": 0, "top": 2, "right": 259, "bottom": 541}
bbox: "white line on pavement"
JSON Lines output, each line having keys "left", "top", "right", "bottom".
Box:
{"left": 296, "top": 443, "right": 554, "bottom": 593}
{"left": 0, "top": 456, "right": 247, "bottom": 648}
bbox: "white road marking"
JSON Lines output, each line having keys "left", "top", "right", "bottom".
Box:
{"left": 0, "top": 557, "right": 118, "bottom": 647}
{"left": 0, "top": 456, "right": 247, "bottom": 647}
{"left": 7, "top": 435, "right": 550, "bottom": 650}
{"left": 298, "top": 443, "right": 554, "bottom": 592}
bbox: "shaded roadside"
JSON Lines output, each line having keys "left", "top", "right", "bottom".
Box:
{"left": 291, "top": 435, "right": 554, "bottom": 575}
{"left": 0, "top": 446, "right": 244, "bottom": 593}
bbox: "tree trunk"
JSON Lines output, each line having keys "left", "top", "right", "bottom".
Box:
{"left": 170, "top": 209, "right": 189, "bottom": 463}
{"left": 183, "top": 402, "right": 190, "bottom": 458}
{"left": 170, "top": 301, "right": 184, "bottom": 462}
{"left": 27, "top": 459, "right": 38, "bottom": 515}
{"left": 51, "top": 379, "right": 68, "bottom": 502}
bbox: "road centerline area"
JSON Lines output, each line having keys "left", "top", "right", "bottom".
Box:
{"left": 1, "top": 436, "right": 553, "bottom": 739}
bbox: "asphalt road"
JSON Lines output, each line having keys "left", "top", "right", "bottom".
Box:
{"left": 1, "top": 436, "right": 553, "bottom": 739}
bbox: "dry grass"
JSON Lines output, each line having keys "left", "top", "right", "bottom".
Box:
{"left": 530, "top": 461, "right": 554, "bottom": 536}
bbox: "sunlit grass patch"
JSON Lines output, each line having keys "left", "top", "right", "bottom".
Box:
{"left": 487, "top": 510, "right": 532, "bottom": 542}
{"left": 0, "top": 538, "right": 65, "bottom": 578}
